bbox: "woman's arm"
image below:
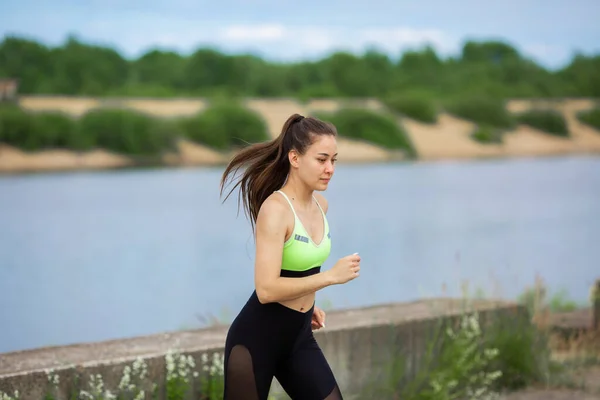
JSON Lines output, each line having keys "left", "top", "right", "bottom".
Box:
{"left": 254, "top": 195, "right": 335, "bottom": 304}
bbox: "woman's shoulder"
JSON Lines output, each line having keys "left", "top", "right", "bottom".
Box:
{"left": 260, "top": 192, "right": 289, "bottom": 215}
{"left": 259, "top": 191, "right": 299, "bottom": 224}
{"left": 256, "top": 192, "right": 294, "bottom": 235}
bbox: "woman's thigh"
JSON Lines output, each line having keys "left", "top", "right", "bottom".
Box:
{"left": 275, "top": 335, "right": 343, "bottom": 400}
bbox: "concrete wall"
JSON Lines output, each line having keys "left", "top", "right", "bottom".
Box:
{"left": 0, "top": 298, "right": 526, "bottom": 400}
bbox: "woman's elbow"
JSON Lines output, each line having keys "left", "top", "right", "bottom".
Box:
{"left": 256, "top": 283, "right": 276, "bottom": 304}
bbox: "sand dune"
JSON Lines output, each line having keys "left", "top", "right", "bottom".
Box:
{"left": 18, "top": 96, "right": 101, "bottom": 117}
{"left": 0, "top": 145, "right": 132, "bottom": 173}
{"left": 245, "top": 98, "right": 311, "bottom": 139}
{"left": 122, "top": 99, "right": 207, "bottom": 118}
{"left": 2, "top": 96, "right": 599, "bottom": 174}
{"left": 403, "top": 99, "right": 600, "bottom": 160}
{"left": 168, "top": 139, "right": 228, "bottom": 166}
{"left": 503, "top": 98, "right": 600, "bottom": 156}
{"left": 402, "top": 113, "right": 504, "bottom": 160}
{"left": 245, "top": 98, "right": 396, "bottom": 163}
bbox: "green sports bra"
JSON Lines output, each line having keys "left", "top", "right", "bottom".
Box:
{"left": 276, "top": 190, "right": 331, "bottom": 277}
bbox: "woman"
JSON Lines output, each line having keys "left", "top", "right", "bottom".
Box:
{"left": 219, "top": 113, "right": 361, "bottom": 400}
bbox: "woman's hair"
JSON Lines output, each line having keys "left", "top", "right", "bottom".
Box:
{"left": 220, "top": 113, "right": 337, "bottom": 232}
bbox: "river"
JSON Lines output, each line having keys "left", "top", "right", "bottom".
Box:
{"left": 0, "top": 155, "right": 599, "bottom": 353}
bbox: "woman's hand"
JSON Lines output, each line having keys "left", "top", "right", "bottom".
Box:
{"left": 311, "top": 306, "right": 326, "bottom": 330}
{"left": 327, "top": 253, "right": 361, "bottom": 284}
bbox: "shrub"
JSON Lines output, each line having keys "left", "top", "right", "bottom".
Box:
{"left": 445, "top": 96, "right": 515, "bottom": 129}
{"left": 515, "top": 109, "right": 569, "bottom": 137}
{"left": 486, "top": 310, "right": 550, "bottom": 391}
{"left": 317, "top": 108, "right": 416, "bottom": 156}
{"left": 0, "top": 105, "right": 39, "bottom": 150}
{"left": 577, "top": 107, "right": 600, "bottom": 131}
{"left": 471, "top": 125, "right": 504, "bottom": 144}
{"left": 32, "top": 111, "right": 80, "bottom": 150}
{"left": 362, "top": 312, "right": 504, "bottom": 400}
{"left": 384, "top": 92, "right": 438, "bottom": 123}
{"left": 296, "top": 84, "right": 341, "bottom": 104}
{"left": 77, "top": 108, "right": 175, "bottom": 156}
{"left": 182, "top": 102, "right": 269, "bottom": 150}
{"left": 0, "top": 107, "right": 80, "bottom": 151}
{"left": 518, "top": 284, "right": 581, "bottom": 316}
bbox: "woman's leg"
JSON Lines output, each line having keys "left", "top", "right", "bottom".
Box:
{"left": 223, "top": 342, "right": 275, "bottom": 400}
{"left": 222, "top": 292, "right": 302, "bottom": 400}
{"left": 275, "top": 334, "right": 343, "bottom": 400}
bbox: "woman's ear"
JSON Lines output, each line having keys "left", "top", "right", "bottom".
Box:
{"left": 288, "top": 149, "right": 300, "bottom": 169}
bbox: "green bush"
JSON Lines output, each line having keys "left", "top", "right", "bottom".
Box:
{"left": 0, "top": 106, "right": 89, "bottom": 151}
{"left": 0, "top": 105, "right": 39, "bottom": 150}
{"left": 32, "top": 111, "right": 80, "bottom": 149}
{"left": 577, "top": 107, "right": 600, "bottom": 131}
{"left": 471, "top": 125, "right": 504, "bottom": 144}
{"left": 317, "top": 108, "right": 416, "bottom": 156}
{"left": 384, "top": 92, "right": 438, "bottom": 123}
{"left": 445, "top": 96, "right": 515, "bottom": 129}
{"left": 486, "top": 311, "right": 550, "bottom": 391}
{"left": 515, "top": 109, "right": 569, "bottom": 137}
{"left": 181, "top": 102, "right": 269, "bottom": 150}
{"left": 77, "top": 108, "right": 174, "bottom": 156}
{"left": 296, "top": 84, "right": 341, "bottom": 104}
{"left": 361, "top": 312, "right": 505, "bottom": 400}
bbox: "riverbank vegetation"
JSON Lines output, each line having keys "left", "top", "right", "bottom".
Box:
{"left": 0, "top": 102, "right": 421, "bottom": 158}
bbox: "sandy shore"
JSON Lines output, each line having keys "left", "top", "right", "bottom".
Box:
{"left": 2, "top": 97, "right": 599, "bottom": 174}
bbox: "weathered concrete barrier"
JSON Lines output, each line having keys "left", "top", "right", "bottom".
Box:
{"left": 0, "top": 298, "right": 525, "bottom": 400}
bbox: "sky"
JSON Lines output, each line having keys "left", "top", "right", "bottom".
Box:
{"left": 1, "top": 0, "right": 599, "bottom": 69}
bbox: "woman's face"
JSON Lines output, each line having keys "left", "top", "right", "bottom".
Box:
{"left": 292, "top": 134, "right": 337, "bottom": 191}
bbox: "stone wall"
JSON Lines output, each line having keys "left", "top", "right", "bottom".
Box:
{"left": 0, "top": 298, "right": 525, "bottom": 400}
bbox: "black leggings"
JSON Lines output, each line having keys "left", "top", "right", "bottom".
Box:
{"left": 223, "top": 291, "right": 343, "bottom": 400}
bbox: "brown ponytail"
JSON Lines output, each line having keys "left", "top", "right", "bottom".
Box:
{"left": 220, "top": 113, "right": 337, "bottom": 232}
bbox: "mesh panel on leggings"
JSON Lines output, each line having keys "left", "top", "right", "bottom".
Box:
{"left": 323, "top": 384, "right": 343, "bottom": 400}
{"left": 224, "top": 345, "right": 259, "bottom": 400}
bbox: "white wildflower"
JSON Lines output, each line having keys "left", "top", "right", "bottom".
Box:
{"left": 0, "top": 391, "right": 20, "bottom": 400}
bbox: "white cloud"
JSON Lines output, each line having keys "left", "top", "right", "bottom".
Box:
{"left": 522, "top": 43, "right": 565, "bottom": 59}
{"left": 221, "top": 24, "right": 286, "bottom": 41}
{"left": 521, "top": 43, "right": 571, "bottom": 68}
{"left": 208, "top": 24, "right": 458, "bottom": 59}
{"left": 1, "top": 15, "right": 459, "bottom": 61}
{"left": 359, "top": 27, "right": 455, "bottom": 51}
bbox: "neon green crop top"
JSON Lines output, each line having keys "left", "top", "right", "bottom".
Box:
{"left": 276, "top": 190, "right": 331, "bottom": 276}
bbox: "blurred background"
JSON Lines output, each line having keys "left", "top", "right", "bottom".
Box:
{"left": 0, "top": 0, "right": 599, "bottom": 356}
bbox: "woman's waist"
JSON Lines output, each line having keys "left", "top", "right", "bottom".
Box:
{"left": 277, "top": 293, "right": 315, "bottom": 315}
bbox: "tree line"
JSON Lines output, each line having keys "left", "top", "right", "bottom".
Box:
{"left": 1, "top": 35, "right": 599, "bottom": 100}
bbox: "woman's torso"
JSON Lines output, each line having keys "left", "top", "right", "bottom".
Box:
{"left": 276, "top": 190, "right": 331, "bottom": 313}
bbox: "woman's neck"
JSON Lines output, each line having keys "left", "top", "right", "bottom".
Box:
{"left": 281, "top": 175, "right": 313, "bottom": 211}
